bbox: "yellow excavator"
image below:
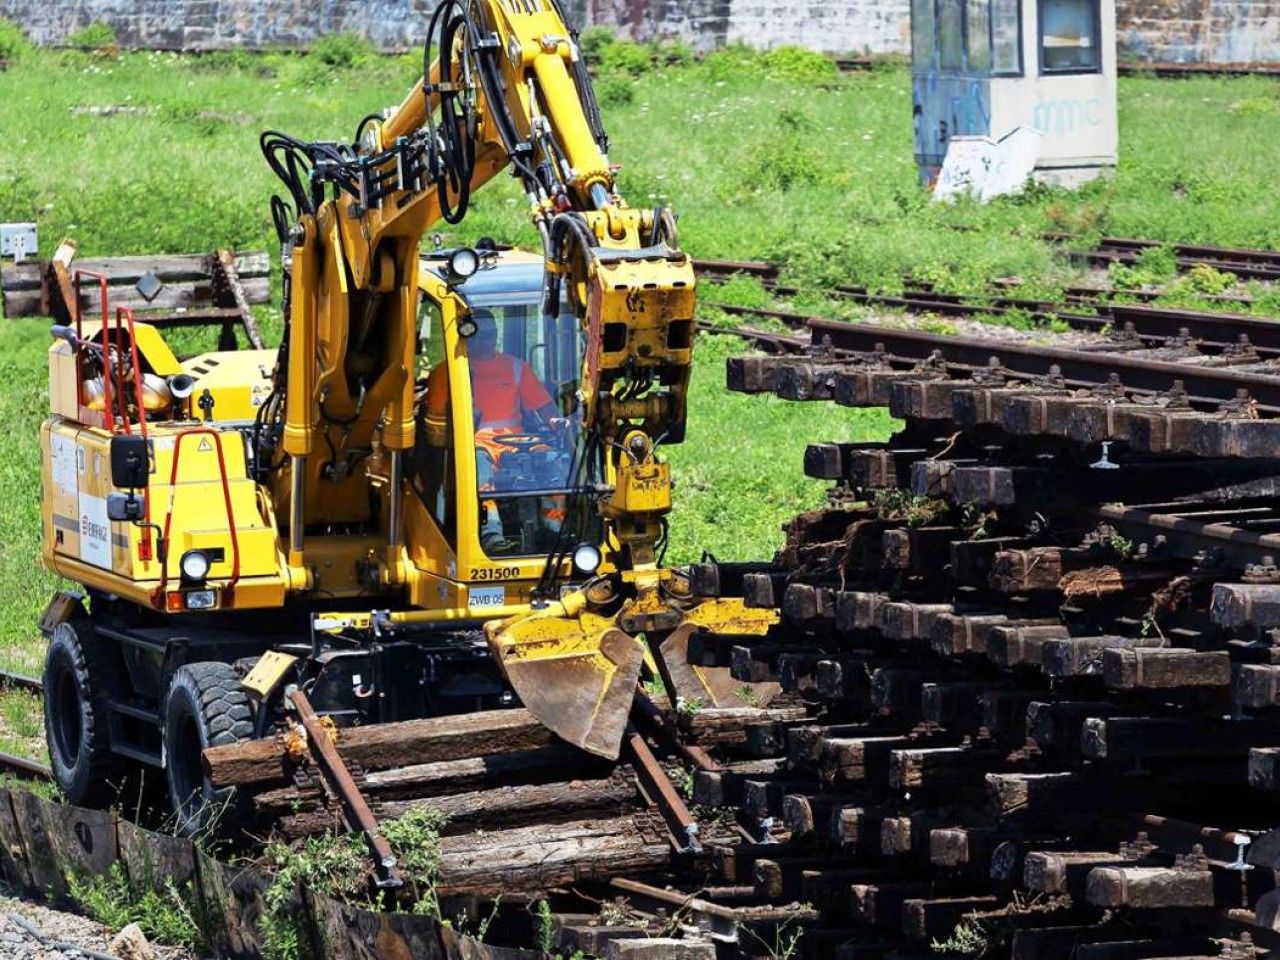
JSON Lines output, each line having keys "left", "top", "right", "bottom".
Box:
{"left": 37, "top": 0, "right": 772, "bottom": 833}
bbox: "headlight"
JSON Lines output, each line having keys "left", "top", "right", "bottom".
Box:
{"left": 572, "top": 543, "right": 602, "bottom": 576}
{"left": 180, "top": 550, "right": 211, "bottom": 583}
{"left": 457, "top": 313, "right": 479, "bottom": 339}
{"left": 184, "top": 590, "right": 217, "bottom": 610}
{"left": 446, "top": 247, "right": 480, "bottom": 284}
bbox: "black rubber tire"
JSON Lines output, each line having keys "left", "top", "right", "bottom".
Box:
{"left": 163, "top": 662, "right": 253, "bottom": 837}
{"left": 43, "top": 620, "right": 127, "bottom": 807}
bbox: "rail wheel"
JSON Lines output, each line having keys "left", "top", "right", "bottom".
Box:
{"left": 163, "top": 662, "right": 253, "bottom": 837}
{"left": 43, "top": 620, "right": 127, "bottom": 806}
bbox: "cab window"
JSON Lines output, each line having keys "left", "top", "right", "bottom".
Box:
{"left": 911, "top": 0, "right": 937, "bottom": 67}
{"left": 921, "top": 0, "right": 1022, "bottom": 75}
{"left": 417, "top": 296, "right": 444, "bottom": 377}
{"left": 464, "top": 295, "right": 603, "bottom": 560}
{"left": 938, "top": 0, "right": 964, "bottom": 70}
{"left": 965, "top": 0, "right": 992, "bottom": 72}
{"left": 992, "top": 0, "right": 1023, "bottom": 74}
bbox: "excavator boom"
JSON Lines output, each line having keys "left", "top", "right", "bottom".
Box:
{"left": 252, "top": 0, "right": 717, "bottom": 758}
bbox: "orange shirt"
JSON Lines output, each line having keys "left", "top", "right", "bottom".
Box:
{"left": 424, "top": 354, "right": 552, "bottom": 437}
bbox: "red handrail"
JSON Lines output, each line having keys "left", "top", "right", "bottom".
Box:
{"left": 68, "top": 275, "right": 155, "bottom": 562}
{"left": 71, "top": 269, "right": 109, "bottom": 341}
{"left": 151, "top": 428, "right": 241, "bottom": 608}
{"left": 71, "top": 271, "right": 150, "bottom": 439}
{"left": 116, "top": 306, "right": 153, "bottom": 561}
{"left": 115, "top": 307, "right": 147, "bottom": 438}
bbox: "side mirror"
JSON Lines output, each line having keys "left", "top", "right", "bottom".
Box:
{"left": 109, "top": 434, "right": 150, "bottom": 489}
{"left": 106, "top": 492, "right": 144, "bottom": 522}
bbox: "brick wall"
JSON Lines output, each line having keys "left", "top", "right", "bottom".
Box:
{"left": 0, "top": 0, "right": 1276, "bottom": 63}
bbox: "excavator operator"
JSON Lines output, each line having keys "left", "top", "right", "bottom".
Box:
{"left": 424, "top": 310, "right": 570, "bottom": 551}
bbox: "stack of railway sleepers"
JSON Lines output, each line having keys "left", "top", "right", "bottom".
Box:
{"left": 1, "top": 241, "right": 269, "bottom": 347}
{"left": 674, "top": 317, "right": 1280, "bottom": 958}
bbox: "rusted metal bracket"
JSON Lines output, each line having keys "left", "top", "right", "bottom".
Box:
{"left": 288, "top": 689, "right": 403, "bottom": 888}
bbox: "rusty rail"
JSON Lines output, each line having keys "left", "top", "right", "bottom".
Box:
{"left": 0, "top": 752, "right": 51, "bottom": 782}
{"left": 289, "top": 689, "right": 402, "bottom": 889}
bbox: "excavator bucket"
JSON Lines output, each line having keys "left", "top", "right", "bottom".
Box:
{"left": 655, "top": 599, "right": 781, "bottom": 710}
{"left": 486, "top": 601, "right": 646, "bottom": 760}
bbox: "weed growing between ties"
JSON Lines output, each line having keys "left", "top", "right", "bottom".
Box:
{"left": 259, "top": 807, "right": 450, "bottom": 959}
{"left": 871, "top": 489, "right": 948, "bottom": 527}
{"left": 0, "top": 772, "right": 58, "bottom": 800}
{"left": 930, "top": 920, "right": 989, "bottom": 957}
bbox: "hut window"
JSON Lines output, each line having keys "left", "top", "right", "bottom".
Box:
{"left": 1039, "top": 0, "right": 1102, "bottom": 73}
{"left": 992, "top": 0, "right": 1023, "bottom": 74}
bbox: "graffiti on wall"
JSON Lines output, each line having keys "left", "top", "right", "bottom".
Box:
{"left": 1031, "top": 97, "right": 1104, "bottom": 137}
{"left": 912, "top": 74, "right": 993, "bottom": 165}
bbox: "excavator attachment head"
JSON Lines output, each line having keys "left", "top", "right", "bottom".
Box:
{"left": 486, "top": 606, "right": 646, "bottom": 760}
{"left": 655, "top": 599, "right": 781, "bottom": 710}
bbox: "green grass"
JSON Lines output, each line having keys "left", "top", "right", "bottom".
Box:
{"left": 666, "top": 335, "right": 894, "bottom": 565}
{"left": 0, "top": 40, "right": 1278, "bottom": 758}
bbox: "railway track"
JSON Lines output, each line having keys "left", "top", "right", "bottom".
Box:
{"left": 832, "top": 57, "right": 1280, "bottom": 80}
{"left": 0, "top": 670, "right": 51, "bottom": 782}
{"left": 1052, "top": 235, "right": 1280, "bottom": 283}
{"left": 1118, "top": 61, "right": 1280, "bottom": 78}
{"left": 0, "top": 669, "right": 42, "bottom": 695}
{"left": 702, "top": 233, "right": 1280, "bottom": 287}
{"left": 696, "top": 251, "right": 1280, "bottom": 360}
{"left": 0, "top": 752, "right": 50, "bottom": 782}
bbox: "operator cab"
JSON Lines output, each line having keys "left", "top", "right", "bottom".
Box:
{"left": 413, "top": 248, "right": 606, "bottom": 565}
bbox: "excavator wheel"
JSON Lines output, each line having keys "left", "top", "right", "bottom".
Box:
{"left": 43, "top": 620, "right": 129, "bottom": 807}
{"left": 163, "top": 662, "right": 253, "bottom": 837}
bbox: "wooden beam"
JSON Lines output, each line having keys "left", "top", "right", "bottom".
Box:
{"left": 1085, "top": 865, "right": 1214, "bottom": 908}
{"left": 1102, "top": 648, "right": 1231, "bottom": 691}
{"left": 437, "top": 815, "right": 671, "bottom": 896}
{"left": 204, "top": 708, "right": 558, "bottom": 790}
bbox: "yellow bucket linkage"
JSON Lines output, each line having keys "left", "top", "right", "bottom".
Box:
{"left": 488, "top": 576, "right": 779, "bottom": 759}
{"left": 486, "top": 588, "right": 646, "bottom": 760}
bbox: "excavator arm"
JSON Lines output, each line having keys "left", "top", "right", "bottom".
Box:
{"left": 259, "top": 0, "right": 733, "bottom": 761}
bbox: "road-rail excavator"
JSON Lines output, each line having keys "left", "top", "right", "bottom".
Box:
{"left": 36, "top": 0, "right": 773, "bottom": 836}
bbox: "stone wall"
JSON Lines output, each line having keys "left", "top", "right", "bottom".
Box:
{"left": 1117, "top": 0, "right": 1280, "bottom": 63}
{"left": 0, "top": 1, "right": 440, "bottom": 52}
{"left": 0, "top": 0, "right": 1276, "bottom": 63}
{"left": 0, "top": 0, "right": 907, "bottom": 55}
{"left": 575, "top": 0, "right": 911, "bottom": 54}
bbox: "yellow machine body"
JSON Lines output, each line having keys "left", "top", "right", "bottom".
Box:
{"left": 39, "top": 260, "right": 607, "bottom": 621}
{"left": 37, "top": 0, "right": 774, "bottom": 766}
